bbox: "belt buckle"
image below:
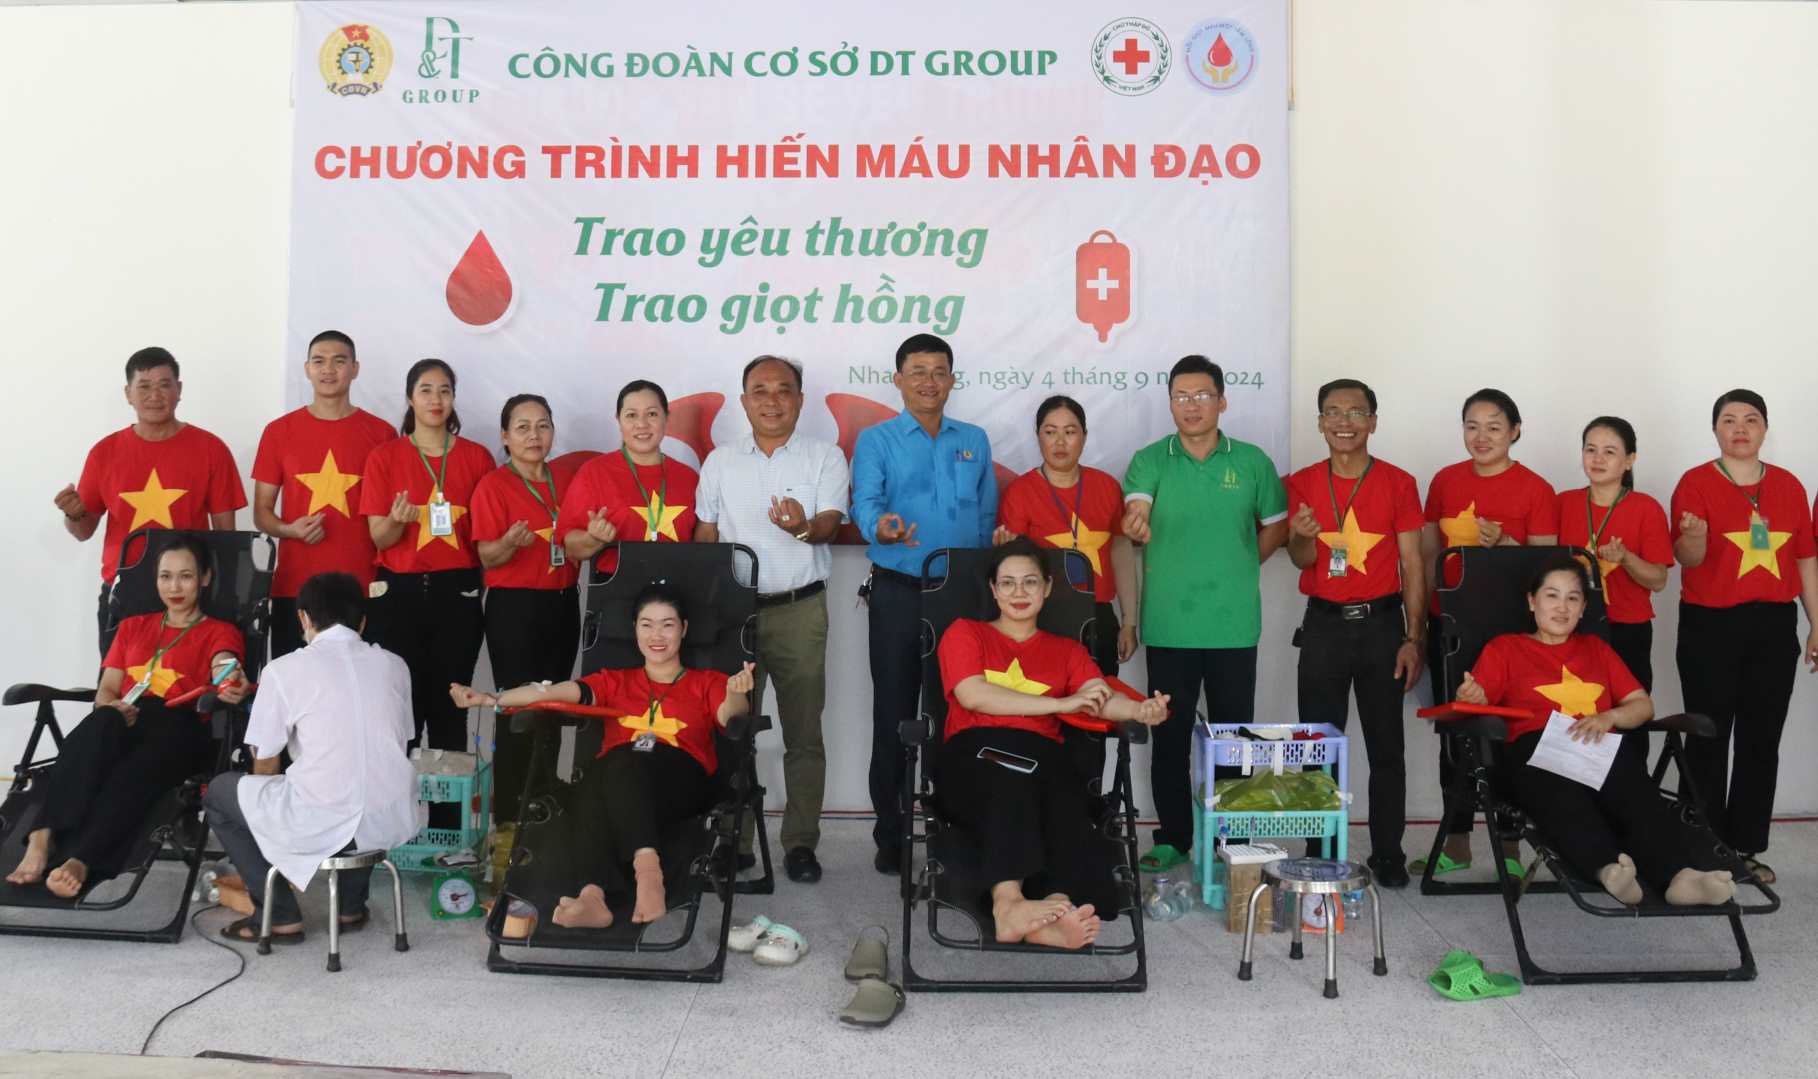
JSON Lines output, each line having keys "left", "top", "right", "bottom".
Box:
{"left": 1340, "top": 602, "right": 1370, "bottom": 622}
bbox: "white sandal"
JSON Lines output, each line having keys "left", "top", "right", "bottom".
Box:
{"left": 753, "top": 923, "right": 809, "bottom": 966}
{"left": 728, "top": 914, "right": 773, "bottom": 953}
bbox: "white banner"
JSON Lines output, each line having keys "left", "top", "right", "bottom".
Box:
{"left": 288, "top": 0, "right": 1289, "bottom": 480}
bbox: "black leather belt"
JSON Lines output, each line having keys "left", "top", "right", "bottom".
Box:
{"left": 1307, "top": 594, "right": 1402, "bottom": 622}
{"left": 757, "top": 579, "right": 826, "bottom": 608}
{"left": 868, "top": 566, "right": 920, "bottom": 589}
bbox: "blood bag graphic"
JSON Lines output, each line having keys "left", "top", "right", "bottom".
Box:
{"left": 1076, "top": 230, "right": 1131, "bottom": 343}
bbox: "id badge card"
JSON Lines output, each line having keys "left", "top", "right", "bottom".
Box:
{"left": 1327, "top": 545, "right": 1349, "bottom": 578}
{"left": 428, "top": 494, "right": 454, "bottom": 537}
{"left": 121, "top": 671, "right": 152, "bottom": 706}
{"left": 632, "top": 731, "right": 657, "bottom": 753}
{"left": 1749, "top": 511, "right": 1771, "bottom": 551}
{"left": 549, "top": 542, "right": 567, "bottom": 568}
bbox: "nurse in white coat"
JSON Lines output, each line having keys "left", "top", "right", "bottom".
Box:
{"left": 205, "top": 571, "right": 422, "bottom": 942}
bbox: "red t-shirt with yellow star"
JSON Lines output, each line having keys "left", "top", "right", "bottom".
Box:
{"left": 577, "top": 667, "right": 730, "bottom": 774}
{"left": 1424, "top": 460, "right": 1559, "bottom": 614}
{"left": 1285, "top": 459, "right": 1424, "bottom": 602}
{"left": 1468, "top": 631, "right": 1642, "bottom": 742}
{"left": 102, "top": 611, "right": 246, "bottom": 705}
{"left": 251, "top": 407, "right": 397, "bottom": 597}
{"left": 355, "top": 435, "right": 495, "bottom": 574}
{"left": 996, "top": 468, "right": 1124, "bottom": 603}
{"left": 554, "top": 452, "right": 698, "bottom": 575}
{"left": 77, "top": 425, "right": 247, "bottom": 583}
{"left": 1670, "top": 462, "right": 1815, "bottom": 607}
{"left": 937, "top": 619, "right": 1105, "bottom": 742}
{"left": 470, "top": 463, "right": 582, "bottom": 591}
{"left": 1555, "top": 487, "right": 1672, "bottom": 624}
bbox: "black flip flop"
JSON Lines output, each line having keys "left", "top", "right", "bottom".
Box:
{"left": 221, "top": 914, "right": 305, "bottom": 944}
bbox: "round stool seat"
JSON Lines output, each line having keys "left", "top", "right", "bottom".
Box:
{"left": 320, "top": 848, "right": 388, "bottom": 872}
{"left": 1262, "top": 858, "right": 1372, "bottom": 895}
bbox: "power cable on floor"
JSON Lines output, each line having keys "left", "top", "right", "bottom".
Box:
{"left": 139, "top": 903, "right": 247, "bottom": 1056}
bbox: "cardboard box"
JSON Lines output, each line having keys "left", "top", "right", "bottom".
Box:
{"left": 1225, "top": 863, "right": 1274, "bottom": 934}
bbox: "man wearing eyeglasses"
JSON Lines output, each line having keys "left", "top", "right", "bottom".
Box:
{"left": 1121, "top": 355, "right": 1287, "bottom": 874}
{"left": 1282, "top": 379, "right": 1425, "bottom": 887}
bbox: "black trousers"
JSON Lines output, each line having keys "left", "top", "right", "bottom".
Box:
{"left": 1296, "top": 600, "right": 1408, "bottom": 862}
{"left": 939, "top": 728, "right": 1120, "bottom": 917}
{"left": 1675, "top": 601, "right": 1800, "bottom": 854}
{"left": 203, "top": 772, "right": 371, "bottom": 924}
{"left": 866, "top": 569, "right": 921, "bottom": 853}
{"left": 1503, "top": 731, "right": 1735, "bottom": 891}
{"left": 365, "top": 568, "right": 485, "bottom": 751}
{"left": 268, "top": 597, "right": 304, "bottom": 661}
{"left": 483, "top": 585, "right": 581, "bottom": 823}
{"left": 1146, "top": 644, "right": 1257, "bottom": 852}
{"left": 96, "top": 583, "right": 113, "bottom": 658}
{"left": 31, "top": 702, "right": 213, "bottom": 876}
{"left": 1607, "top": 620, "right": 1654, "bottom": 774}
{"left": 536, "top": 744, "right": 715, "bottom": 903}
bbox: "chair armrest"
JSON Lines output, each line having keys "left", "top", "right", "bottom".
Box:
{"left": 1111, "top": 720, "right": 1151, "bottom": 745}
{"left": 1442, "top": 715, "right": 1509, "bottom": 742}
{"left": 899, "top": 716, "right": 932, "bottom": 746}
{"left": 1645, "top": 712, "right": 1717, "bottom": 738}
{"left": 722, "top": 713, "right": 773, "bottom": 741}
{"left": 4, "top": 683, "right": 96, "bottom": 707}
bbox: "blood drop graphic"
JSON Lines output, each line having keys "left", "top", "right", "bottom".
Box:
{"left": 1209, "top": 33, "right": 1234, "bottom": 69}
{"left": 446, "top": 230, "right": 514, "bottom": 327}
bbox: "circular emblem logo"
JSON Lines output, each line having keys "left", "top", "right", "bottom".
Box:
{"left": 1183, "top": 18, "right": 1257, "bottom": 94}
{"left": 319, "top": 23, "right": 394, "bottom": 97}
{"left": 1091, "top": 18, "right": 1172, "bottom": 97}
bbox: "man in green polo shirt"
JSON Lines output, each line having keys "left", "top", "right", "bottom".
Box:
{"left": 1122, "top": 354, "right": 1288, "bottom": 872}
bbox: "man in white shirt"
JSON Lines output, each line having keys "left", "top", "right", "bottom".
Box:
{"left": 695, "top": 356, "right": 849, "bottom": 883}
{"left": 205, "top": 571, "right": 422, "bottom": 942}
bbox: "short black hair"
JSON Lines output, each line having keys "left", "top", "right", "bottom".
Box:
{"left": 1711, "top": 388, "right": 1768, "bottom": 427}
{"left": 1168, "top": 355, "right": 1223, "bottom": 394}
{"left": 895, "top": 333, "right": 954, "bottom": 372}
{"left": 1317, "top": 378, "right": 1377, "bottom": 414}
{"left": 632, "top": 579, "right": 689, "bottom": 625}
{"left": 616, "top": 379, "right": 669, "bottom": 414}
{"left": 1034, "top": 395, "right": 1086, "bottom": 433}
{"left": 400, "top": 359, "right": 462, "bottom": 436}
{"left": 1461, "top": 388, "right": 1522, "bottom": 430}
{"left": 125, "top": 346, "right": 178, "bottom": 383}
{"left": 742, "top": 355, "right": 803, "bottom": 391}
{"left": 297, "top": 572, "right": 366, "bottom": 634}
{"left": 1524, "top": 553, "right": 1595, "bottom": 635}
{"left": 307, "top": 330, "right": 356, "bottom": 359}
{"left": 986, "top": 536, "right": 1052, "bottom": 584}
{"left": 500, "top": 393, "right": 552, "bottom": 431}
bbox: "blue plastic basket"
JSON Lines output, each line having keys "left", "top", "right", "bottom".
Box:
{"left": 389, "top": 762, "right": 492, "bottom": 874}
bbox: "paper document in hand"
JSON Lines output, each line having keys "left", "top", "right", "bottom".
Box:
{"left": 1525, "top": 710, "right": 1619, "bottom": 790}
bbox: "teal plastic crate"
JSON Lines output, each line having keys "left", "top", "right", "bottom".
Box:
{"left": 390, "top": 761, "right": 491, "bottom": 873}
{"left": 1192, "top": 805, "right": 1348, "bottom": 907}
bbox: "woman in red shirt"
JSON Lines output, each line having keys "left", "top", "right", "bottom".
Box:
{"left": 1456, "top": 555, "right": 1738, "bottom": 906}
{"left": 935, "top": 539, "right": 1168, "bottom": 950}
{"left": 452, "top": 582, "right": 752, "bottom": 929}
{"left": 358, "top": 360, "right": 495, "bottom": 757}
{"left": 470, "top": 394, "right": 583, "bottom": 833}
{"left": 1420, "top": 389, "right": 1558, "bottom": 872}
{"left": 558, "top": 381, "right": 699, "bottom": 572}
{"left": 7, "top": 537, "right": 246, "bottom": 897}
{"left": 1669, "top": 389, "right": 1818, "bottom": 884}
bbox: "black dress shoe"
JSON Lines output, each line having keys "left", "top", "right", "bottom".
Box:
{"left": 874, "top": 847, "right": 902, "bottom": 875}
{"left": 785, "top": 847, "right": 823, "bottom": 883}
{"left": 1369, "top": 855, "right": 1410, "bottom": 889}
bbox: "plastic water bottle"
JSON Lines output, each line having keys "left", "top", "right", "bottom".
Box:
{"left": 1144, "top": 875, "right": 1185, "bottom": 921}
{"left": 1343, "top": 889, "right": 1363, "bottom": 926}
{"left": 1169, "top": 876, "right": 1197, "bottom": 915}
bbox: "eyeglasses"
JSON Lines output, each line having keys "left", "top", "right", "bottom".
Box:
{"left": 1320, "top": 408, "right": 1373, "bottom": 422}
{"left": 993, "top": 576, "right": 1045, "bottom": 594}
{"left": 1170, "top": 391, "right": 1219, "bottom": 406}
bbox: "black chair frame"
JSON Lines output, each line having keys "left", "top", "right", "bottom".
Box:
{"left": 900, "top": 547, "right": 1147, "bottom": 993}
{"left": 1421, "top": 545, "right": 1778, "bottom": 984}
{"left": 484, "top": 542, "right": 774, "bottom": 983}
{"left": 0, "top": 528, "right": 273, "bottom": 943}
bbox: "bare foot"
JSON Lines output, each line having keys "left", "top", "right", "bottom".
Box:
{"left": 1665, "top": 868, "right": 1736, "bottom": 906}
{"left": 1025, "top": 904, "right": 1102, "bottom": 950}
{"left": 5, "top": 829, "right": 51, "bottom": 886}
{"left": 991, "top": 894, "right": 1070, "bottom": 943}
{"left": 552, "top": 884, "right": 615, "bottom": 929}
{"left": 630, "top": 851, "right": 667, "bottom": 924}
{"left": 1597, "top": 854, "right": 1642, "bottom": 906}
{"left": 1442, "top": 835, "right": 1473, "bottom": 864}
{"left": 45, "top": 858, "right": 88, "bottom": 899}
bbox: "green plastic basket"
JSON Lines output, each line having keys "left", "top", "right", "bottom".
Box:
{"left": 389, "top": 762, "right": 491, "bottom": 874}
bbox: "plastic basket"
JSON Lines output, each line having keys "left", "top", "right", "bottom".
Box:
{"left": 1191, "top": 723, "right": 1349, "bottom": 810}
{"left": 390, "top": 761, "right": 491, "bottom": 873}
{"left": 1192, "top": 808, "right": 1349, "bottom": 907}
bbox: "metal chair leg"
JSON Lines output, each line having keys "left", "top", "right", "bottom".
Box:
{"left": 326, "top": 868, "right": 341, "bottom": 972}
{"left": 1290, "top": 893, "right": 1305, "bottom": 960}
{"left": 258, "top": 865, "right": 280, "bottom": 955}
{"left": 1236, "top": 881, "right": 1267, "bottom": 981}
{"left": 383, "top": 858, "right": 409, "bottom": 952}
{"left": 1367, "top": 883, "right": 1387, "bottom": 975}
{"left": 1322, "top": 896, "right": 1339, "bottom": 999}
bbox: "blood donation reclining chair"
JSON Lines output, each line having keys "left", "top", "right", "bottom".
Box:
{"left": 483, "top": 541, "right": 774, "bottom": 983}
{"left": 900, "top": 546, "right": 1147, "bottom": 992}
{"left": 1421, "top": 544, "right": 1778, "bottom": 984}
{"left": 0, "top": 529, "right": 273, "bottom": 943}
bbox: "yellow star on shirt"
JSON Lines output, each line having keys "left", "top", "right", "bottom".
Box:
{"left": 634, "top": 493, "right": 689, "bottom": 542}
{"left": 1438, "top": 501, "right": 1480, "bottom": 548}
{"left": 1723, "top": 528, "right": 1791, "bottom": 580}
{"left": 124, "top": 659, "right": 184, "bottom": 699}
{"left": 984, "top": 659, "right": 1051, "bottom": 696}
{"left": 414, "top": 495, "right": 467, "bottom": 551}
{"left": 1535, "top": 664, "right": 1604, "bottom": 718}
{"left": 296, "top": 450, "right": 362, "bottom": 517}
{"left": 1317, "top": 508, "right": 1386, "bottom": 574}
{"left": 618, "top": 701, "right": 686, "bottom": 747}
{"left": 118, "top": 469, "right": 188, "bottom": 530}
{"left": 1043, "top": 514, "right": 1112, "bottom": 577}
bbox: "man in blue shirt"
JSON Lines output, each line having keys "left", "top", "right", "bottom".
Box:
{"left": 852, "top": 333, "right": 996, "bottom": 873}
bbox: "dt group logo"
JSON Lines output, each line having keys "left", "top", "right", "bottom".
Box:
{"left": 1183, "top": 18, "right": 1256, "bottom": 94}
{"left": 408, "top": 16, "right": 479, "bottom": 104}
{"left": 319, "top": 23, "right": 393, "bottom": 97}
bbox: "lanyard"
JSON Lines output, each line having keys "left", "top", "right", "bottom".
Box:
{"left": 622, "top": 447, "right": 667, "bottom": 537}
{"left": 509, "top": 462, "right": 559, "bottom": 526}
{"left": 1584, "top": 488, "right": 1628, "bottom": 550}
{"left": 145, "top": 613, "right": 200, "bottom": 678}
{"left": 1714, "top": 459, "right": 1764, "bottom": 512}
{"left": 414, "top": 430, "right": 450, "bottom": 499}
{"left": 1326, "top": 458, "right": 1374, "bottom": 528}
{"left": 644, "top": 669, "right": 685, "bottom": 720}
{"left": 1040, "top": 467, "right": 1086, "bottom": 545}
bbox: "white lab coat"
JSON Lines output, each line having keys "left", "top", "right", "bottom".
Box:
{"left": 235, "top": 624, "right": 423, "bottom": 890}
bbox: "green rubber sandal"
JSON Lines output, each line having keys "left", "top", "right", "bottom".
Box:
{"left": 1427, "top": 952, "right": 1521, "bottom": 1000}
{"left": 1502, "top": 857, "right": 1526, "bottom": 880}
{"left": 1411, "top": 852, "right": 1472, "bottom": 876}
{"left": 1139, "top": 844, "right": 1190, "bottom": 874}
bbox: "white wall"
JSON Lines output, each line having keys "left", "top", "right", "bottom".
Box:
{"left": 4, "top": 1, "right": 1817, "bottom": 827}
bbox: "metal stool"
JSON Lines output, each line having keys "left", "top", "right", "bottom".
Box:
{"left": 1237, "top": 858, "right": 1385, "bottom": 998}
{"left": 259, "top": 849, "right": 409, "bottom": 971}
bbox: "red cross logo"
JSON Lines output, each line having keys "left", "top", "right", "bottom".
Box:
{"left": 1111, "top": 37, "right": 1152, "bottom": 75}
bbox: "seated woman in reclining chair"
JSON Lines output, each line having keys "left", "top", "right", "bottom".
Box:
{"left": 1454, "top": 554, "right": 1737, "bottom": 906}
{"left": 450, "top": 580, "right": 752, "bottom": 929}
{"left": 7, "top": 536, "right": 247, "bottom": 897}
{"left": 936, "top": 539, "right": 1169, "bottom": 950}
